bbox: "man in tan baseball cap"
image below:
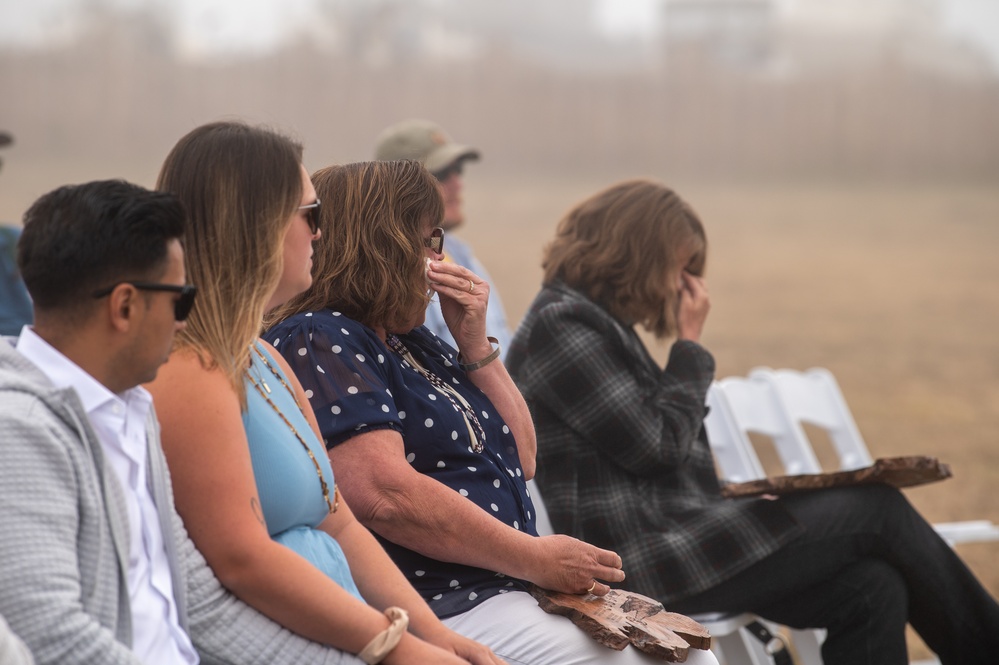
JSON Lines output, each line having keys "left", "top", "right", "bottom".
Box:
{"left": 374, "top": 119, "right": 511, "bottom": 357}
{"left": 375, "top": 119, "right": 480, "bottom": 232}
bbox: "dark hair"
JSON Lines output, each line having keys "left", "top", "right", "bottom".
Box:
{"left": 268, "top": 160, "right": 443, "bottom": 333}
{"left": 18, "top": 179, "right": 185, "bottom": 315}
{"left": 543, "top": 179, "right": 706, "bottom": 339}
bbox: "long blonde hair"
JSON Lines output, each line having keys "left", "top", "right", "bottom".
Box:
{"left": 268, "top": 161, "right": 443, "bottom": 333}
{"left": 543, "top": 179, "right": 706, "bottom": 339}
{"left": 157, "top": 121, "right": 303, "bottom": 403}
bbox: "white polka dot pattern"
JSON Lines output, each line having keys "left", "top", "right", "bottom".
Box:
{"left": 266, "top": 311, "right": 537, "bottom": 617}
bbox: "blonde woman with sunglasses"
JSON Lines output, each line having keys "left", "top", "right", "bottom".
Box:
{"left": 147, "top": 121, "right": 500, "bottom": 665}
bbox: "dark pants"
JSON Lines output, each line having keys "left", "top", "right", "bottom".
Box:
{"left": 669, "top": 485, "right": 999, "bottom": 665}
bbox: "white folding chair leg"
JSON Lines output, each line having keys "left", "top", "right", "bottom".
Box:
{"left": 711, "top": 631, "right": 773, "bottom": 665}
{"left": 695, "top": 612, "right": 805, "bottom": 665}
{"left": 933, "top": 520, "right": 999, "bottom": 546}
{"left": 789, "top": 627, "right": 826, "bottom": 663}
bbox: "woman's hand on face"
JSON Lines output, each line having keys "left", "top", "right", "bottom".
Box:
{"left": 677, "top": 271, "right": 710, "bottom": 343}
{"left": 526, "top": 535, "right": 626, "bottom": 597}
{"left": 427, "top": 260, "right": 492, "bottom": 359}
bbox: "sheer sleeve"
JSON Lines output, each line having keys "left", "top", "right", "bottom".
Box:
{"left": 268, "top": 314, "right": 402, "bottom": 448}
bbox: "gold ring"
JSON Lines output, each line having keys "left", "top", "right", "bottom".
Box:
{"left": 587, "top": 581, "right": 597, "bottom": 594}
{"left": 468, "top": 279, "right": 475, "bottom": 293}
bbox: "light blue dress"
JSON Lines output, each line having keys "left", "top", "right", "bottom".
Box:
{"left": 243, "top": 341, "right": 363, "bottom": 601}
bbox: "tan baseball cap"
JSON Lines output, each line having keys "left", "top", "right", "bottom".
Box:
{"left": 374, "top": 119, "right": 480, "bottom": 174}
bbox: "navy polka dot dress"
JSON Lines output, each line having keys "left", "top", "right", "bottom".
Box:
{"left": 267, "top": 310, "right": 538, "bottom": 618}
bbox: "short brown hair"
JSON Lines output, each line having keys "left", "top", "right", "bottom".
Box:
{"left": 269, "top": 160, "right": 444, "bottom": 333}
{"left": 543, "top": 179, "right": 706, "bottom": 339}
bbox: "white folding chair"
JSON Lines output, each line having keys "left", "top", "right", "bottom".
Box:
{"left": 703, "top": 384, "right": 827, "bottom": 664}
{"left": 526, "top": 478, "right": 784, "bottom": 665}
{"left": 707, "top": 366, "right": 999, "bottom": 665}
{"left": 751, "top": 366, "right": 999, "bottom": 547}
{"left": 526, "top": 477, "right": 555, "bottom": 538}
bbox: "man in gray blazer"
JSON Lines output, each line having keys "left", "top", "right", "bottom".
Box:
{"left": 0, "top": 180, "right": 361, "bottom": 665}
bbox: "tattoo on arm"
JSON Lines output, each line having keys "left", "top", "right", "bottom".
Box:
{"left": 251, "top": 497, "right": 266, "bottom": 527}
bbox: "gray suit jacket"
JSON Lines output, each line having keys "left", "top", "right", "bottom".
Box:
{"left": 0, "top": 338, "right": 361, "bottom": 665}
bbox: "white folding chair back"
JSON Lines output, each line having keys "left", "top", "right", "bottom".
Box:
{"left": 751, "top": 367, "right": 872, "bottom": 471}
{"left": 704, "top": 385, "right": 766, "bottom": 483}
{"left": 710, "top": 374, "right": 822, "bottom": 476}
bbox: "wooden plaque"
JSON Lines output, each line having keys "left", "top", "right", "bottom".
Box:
{"left": 530, "top": 585, "right": 711, "bottom": 662}
{"left": 721, "top": 455, "right": 952, "bottom": 499}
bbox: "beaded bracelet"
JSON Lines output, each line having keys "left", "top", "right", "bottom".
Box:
{"left": 458, "top": 336, "right": 500, "bottom": 372}
{"left": 358, "top": 606, "right": 409, "bottom": 664}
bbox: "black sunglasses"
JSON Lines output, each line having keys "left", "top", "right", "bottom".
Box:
{"left": 423, "top": 226, "right": 445, "bottom": 254}
{"left": 93, "top": 282, "right": 198, "bottom": 321}
{"left": 432, "top": 162, "right": 463, "bottom": 182}
{"left": 298, "top": 198, "right": 321, "bottom": 235}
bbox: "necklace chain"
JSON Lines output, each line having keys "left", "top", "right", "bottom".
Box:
{"left": 386, "top": 335, "right": 486, "bottom": 454}
{"left": 247, "top": 343, "right": 338, "bottom": 514}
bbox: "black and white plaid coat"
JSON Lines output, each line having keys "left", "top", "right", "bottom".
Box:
{"left": 507, "top": 282, "right": 802, "bottom": 605}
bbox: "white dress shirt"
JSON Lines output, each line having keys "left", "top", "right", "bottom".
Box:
{"left": 17, "top": 326, "right": 198, "bottom": 665}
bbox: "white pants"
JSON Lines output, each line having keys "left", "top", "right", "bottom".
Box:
{"left": 442, "top": 591, "right": 720, "bottom": 665}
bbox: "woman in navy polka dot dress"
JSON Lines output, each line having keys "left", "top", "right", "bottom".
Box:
{"left": 266, "top": 161, "right": 719, "bottom": 665}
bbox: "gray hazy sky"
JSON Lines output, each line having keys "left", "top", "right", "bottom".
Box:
{"left": 1, "top": 0, "right": 998, "bottom": 71}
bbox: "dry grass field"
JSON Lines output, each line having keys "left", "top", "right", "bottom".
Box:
{"left": 3, "top": 163, "right": 997, "bottom": 659}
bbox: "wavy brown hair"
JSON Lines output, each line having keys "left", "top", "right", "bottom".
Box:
{"left": 268, "top": 160, "right": 444, "bottom": 333}
{"left": 157, "top": 121, "right": 304, "bottom": 404}
{"left": 543, "top": 179, "right": 706, "bottom": 339}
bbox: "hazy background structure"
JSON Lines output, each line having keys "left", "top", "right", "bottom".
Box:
{"left": 1, "top": 0, "right": 998, "bottom": 194}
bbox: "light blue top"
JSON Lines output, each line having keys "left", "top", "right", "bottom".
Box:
{"left": 243, "top": 341, "right": 363, "bottom": 601}
{"left": 423, "top": 234, "right": 511, "bottom": 359}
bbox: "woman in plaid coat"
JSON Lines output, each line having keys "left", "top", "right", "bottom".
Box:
{"left": 506, "top": 179, "right": 999, "bottom": 665}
